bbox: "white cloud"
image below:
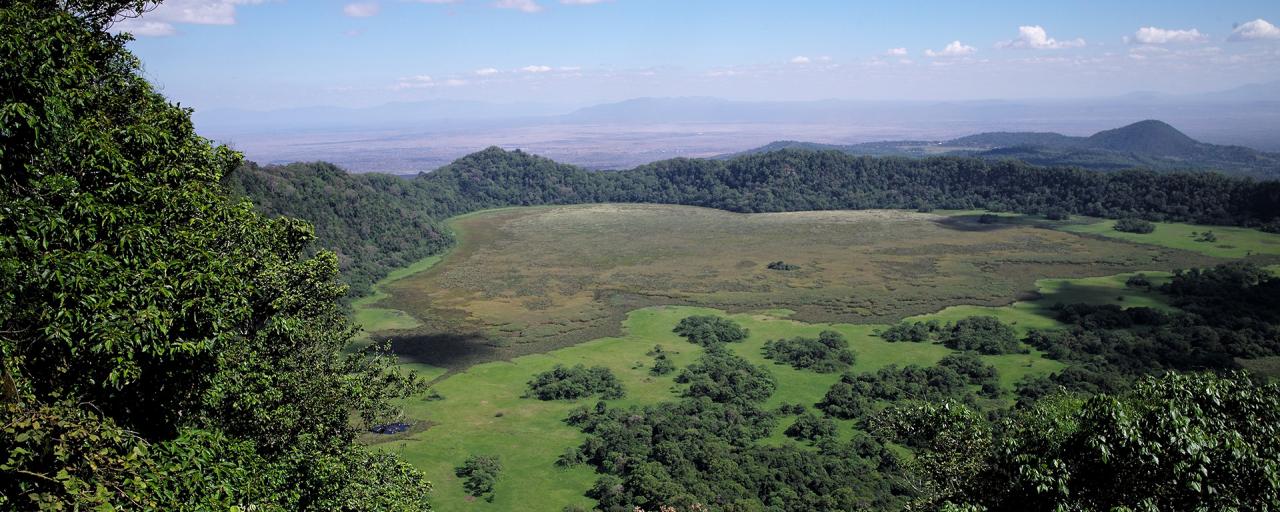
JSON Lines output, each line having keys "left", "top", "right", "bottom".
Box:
{"left": 343, "top": 2, "right": 379, "bottom": 17}
{"left": 1230, "top": 19, "right": 1280, "bottom": 41}
{"left": 474, "top": 67, "right": 500, "bottom": 76}
{"left": 111, "top": 19, "right": 178, "bottom": 36}
{"left": 997, "top": 25, "right": 1085, "bottom": 49}
{"left": 886, "top": 47, "right": 908, "bottom": 56}
{"left": 109, "top": 0, "right": 269, "bottom": 37}
{"left": 393, "top": 75, "right": 434, "bottom": 90}
{"left": 520, "top": 65, "right": 553, "bottom": 72}
{"left": 925, "top": 41, "right": 975, "bottom": 57}
{"left": 1128, "top": 26, "right": 1207, "bottom": 44}
{"left": 790, "top": 56, "right": 811, "bottom": 64}
{"left": 443, "top": 78, "right": 468, "bottom": 87}
{"left": 494, "top": 0, "right": 543, "bottom": 13}
{"left": 559, "top": 66, "right": 582, "bottom": 71}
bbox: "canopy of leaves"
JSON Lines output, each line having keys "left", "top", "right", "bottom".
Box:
{"left": 880, "top": 372, "right": 1280, "bottom": 511}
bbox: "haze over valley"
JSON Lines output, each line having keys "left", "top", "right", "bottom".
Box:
{"left": 199, "top": 88, "right": 1280, "bottom": 172}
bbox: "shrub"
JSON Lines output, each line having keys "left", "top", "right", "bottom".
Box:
{"left": 763, "top": 330, "right": 856, "bottom": 373}
{"left": 455, "top": 455, "right": 502, "bottom": 501}
{"left": 937, "top": 353, "right": 999, "bottom": 388}
{"left": 767, "top": 261, "right": 800, "bottom": 271}
{"left": 1114, "top": 217, "right": 1155, "bottom": 234}
{"left": 1045, "top": 208, "right": 1070, "bottom": 221}
{"left": 943, "top": 316, "right": 1026, "bottom": 355}
{"left": 673, "top": 316, "right": 750, "bottom": 346}
{"left": 1125, "top": 273, "right": 1152, "bottom": 288}
{"left": 650, "top": 354, "right": 676, "bottom": 376}
{"left": 880, "top": 320, "right": 942, "bottom": 342}
{"left": 785, "top": 413, "right": 837, "bottom": 443}
{"left": 676, "top": 347, "right": 775, "bottom": 405}
{"left": 526, "top": 364, "right": 625, "bottom": 400}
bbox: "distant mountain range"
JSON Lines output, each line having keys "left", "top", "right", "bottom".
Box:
{"left": 194, "top": 81, "right": 1280, "bottom": 173}
{"left": 728, "top": 120, "right": 1280, "bottom": 178}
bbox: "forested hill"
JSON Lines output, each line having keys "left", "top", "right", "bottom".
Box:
{"left": 732, "top": 120, "right": 1280, "bottom": 178}
{"left": 229, "top": 146, "right": 1280, "bottom": 297}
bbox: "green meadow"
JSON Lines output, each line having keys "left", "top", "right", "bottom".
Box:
{"left": 1059, "top": 218, "right": 1280, "bottom": 259}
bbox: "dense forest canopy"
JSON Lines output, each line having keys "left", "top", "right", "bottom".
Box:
{"left": 1, "top": 1, "right": 430, "bottom": 509}
{"left": 229, "top": 147, "right": 1280, "bottom": 297}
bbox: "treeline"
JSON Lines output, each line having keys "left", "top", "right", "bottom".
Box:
{"left": 230, "top": 147, "right": 1280, "bottom": 297}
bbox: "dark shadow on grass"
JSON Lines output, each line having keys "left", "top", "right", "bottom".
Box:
{"left": 936, "top": 214, "right": 1099, "bottom": 233}
{"left": 933, "top": 215, "right": 1024, "bottom": 232}
{"left": 389, "top": 332, "right": 502, "bottom": 371}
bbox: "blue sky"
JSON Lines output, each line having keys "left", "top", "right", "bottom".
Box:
{"left": 118, "top": 0, "right": 1280, "bottom": 111}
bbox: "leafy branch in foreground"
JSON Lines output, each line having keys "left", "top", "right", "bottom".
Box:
{"left": 875, "top": 372, "right": 1280, "bottom": 511}
{"left": 1, "top": 1, "right": 430, "bottom": 509}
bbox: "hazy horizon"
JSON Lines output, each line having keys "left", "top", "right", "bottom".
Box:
{"left": 122, "top": 1, "right": 1280, "bottom": 112}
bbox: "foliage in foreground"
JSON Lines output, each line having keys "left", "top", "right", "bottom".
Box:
{"left": 0, "top": 2, "right": 428, "bottom": 509}
{"left": 878, "top": 372, "right": 1280, "bottom": 511}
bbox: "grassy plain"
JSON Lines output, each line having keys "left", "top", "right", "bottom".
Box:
{"left": 1058, "top": 218, "right": 1280, "bottom": 259}
{"left": 378, "top": 204, "right": 1212, "bottom": 370}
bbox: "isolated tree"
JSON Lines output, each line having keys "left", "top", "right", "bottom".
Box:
{"left": 0, "top": 1, "right": 428, "bottom": 508}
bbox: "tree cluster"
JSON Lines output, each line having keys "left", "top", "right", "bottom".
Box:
{"left": 816, "top": 355, "right": 999, "bottom": 422}
{"left": 671, "top": 315, "right": 750, "bottom": 346}
{"left": 1114, "top": 217, "right": 1156, "bottom": 233}
{"left": 454, "top": 455, "right": 502, "bottom": 502}
{"left": 564, "top": 348, "right": 913, "bottom": 511}
{"left": 880, "top": 316, "right": 1026, "bottom": 354}
{"left": 525, "top": 364, "right": 626, "bottom": 401}
{"left": 762, "top": 330, "right": 857, "bottom": 373}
